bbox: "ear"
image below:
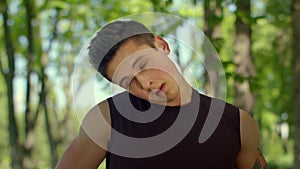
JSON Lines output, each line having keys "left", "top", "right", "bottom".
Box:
{"left": 153, "top": 36, "right": 170, "bottom": 54}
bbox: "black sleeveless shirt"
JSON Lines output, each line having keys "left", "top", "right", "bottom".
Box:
{"left": 106, "top": 89, "right": 241, "bottom": 169}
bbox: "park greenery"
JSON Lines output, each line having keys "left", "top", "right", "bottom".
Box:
{"left": 0, "top": 0, "right": 300, "bottom": 169}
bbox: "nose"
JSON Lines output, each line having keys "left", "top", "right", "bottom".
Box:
{"left": 135, "top": 73, "right": 153, "bottom": 90}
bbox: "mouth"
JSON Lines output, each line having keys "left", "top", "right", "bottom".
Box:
{"left": 156, "top": 83, "right": 166, "bottom": 95}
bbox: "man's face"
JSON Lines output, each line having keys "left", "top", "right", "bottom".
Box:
{"left": 105, "top": 37, "right": 182, "bottom": 106}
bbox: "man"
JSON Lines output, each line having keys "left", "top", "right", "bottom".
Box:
{"left": 55, "top": 20, "right": 268, "bottom": 169}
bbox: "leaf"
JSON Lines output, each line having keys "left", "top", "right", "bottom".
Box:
{"left": 48, "top": 1, "right": 70, "bottom": 10}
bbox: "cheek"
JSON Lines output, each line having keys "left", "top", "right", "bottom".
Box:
{"left": 128, "top": 82, "right": 135, "bottom": 91}
{"left": 128, "top": 82, "right": 146, "bottom": 95}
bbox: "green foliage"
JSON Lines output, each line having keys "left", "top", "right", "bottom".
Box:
{"left": 252, "top": 18, "right": 293, "bottom": 117}
{"left": 0, "top": 0, "right": 296, "bottom": 168}
{"left": 149, "top": 0, "right": 173, "bottom": 12}
{"left": 220, "top": 2, "right": 293, "bottom": 168}
{"left": 251, "top": 1, "right": 293, "bottom": 168}
{"left": 219, "top": 7, "right": 236, "bottom": 103}
{"left": 265, "top": 0, "right": 292, "bottom": 26}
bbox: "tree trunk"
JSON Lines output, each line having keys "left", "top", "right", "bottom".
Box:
{"left": 292, "top": 0, "right": 300, "bottom": 168}
{"left": 204, "top": 0, "right": 223, "bottom": 98}
{"left": 42, "top": 8, "right": 62, "bottom": 167}
{"left": 43, "top": 77, "right": 59, "bottom": 169}
{"left": 6, "top": 78, "right": 23, "bottom": 169}
{"left": 64, "top": 62, "right": 77, "bottom": 143}
{"left": 234, "top": 0, "right": 255, "bottom": 115}
{"left": 23, "top": 0, "right": 37, "bottom": 167}
{"left": 0, "top": 0, "right": 23, "bottom": 168}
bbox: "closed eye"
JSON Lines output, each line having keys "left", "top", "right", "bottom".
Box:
{"left": 140, "top": 61, "right": 147, "bottom": 70}
{"left": 132, "top": 54, "right": 146, "bottom": 69}
{"left": 132, "top": 53, "right": 151, "bottom": 70}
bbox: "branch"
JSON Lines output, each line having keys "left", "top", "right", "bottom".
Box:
{"left": 24, "top": 0, "right": 35, "bottom": 135}
{"left": 33, "top": 7, "right": 61, "bottom": 123}
{"left": 0, "top": 53, "right": 5, "bottom": 76}
{"left": 33, "top": 73, "right": 45, "bottom": 125}
{"left": 1, "top": 0, "right": 15, "bottom": 75}
{"left": 47, "top": 8, "right": 60, "bottom": 52}
{"left": 32, "top": 4, "right": 60, "bottom": 129}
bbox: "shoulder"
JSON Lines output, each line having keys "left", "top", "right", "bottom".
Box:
{"left": 82, "top": 99, "right": 111, "bottom": 125}
{"left": 81, "top": 99, "right": 111, "bottom": 144}
{"left": 55, "top": 100, "right": 111, "bottom": 169}
{"left": 235, "top": 109, "right": 260, "bottom": 168}
{"left": 239, "top": 109, "right": 259, "bottom": 145}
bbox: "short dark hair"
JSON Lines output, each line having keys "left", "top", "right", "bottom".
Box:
{"left": 88, "top": 20, "right": 155, "bottom": 80}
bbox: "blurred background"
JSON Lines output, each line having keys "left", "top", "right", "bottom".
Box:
{"left": 1, "top": 0, "right": 300, "bottom": 169}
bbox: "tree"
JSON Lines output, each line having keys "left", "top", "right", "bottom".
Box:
{"left": 0, "top": 1, "right": 77, "bottom": 168}
{"left": 0, "top": 0, "right": 23, "bottom": 168}
{"left": 203, "top": 0, "right": 224, "bottom": 98}
{"left": 292, "top": 0, "right": 300, "bottom": 168}
{"left": 234, "top": 0, "right": 256, "bottom": 115}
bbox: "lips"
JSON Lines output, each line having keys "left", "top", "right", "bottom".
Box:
{"left": 160, "top": 83, "right": 166, "bottom": 91}
{"left": 156, "top": 83, "right": 166, "bottom": 95}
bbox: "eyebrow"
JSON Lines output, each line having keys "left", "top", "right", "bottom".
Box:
{"left": 132, "top": 54, "right": 147, "bottom": 69}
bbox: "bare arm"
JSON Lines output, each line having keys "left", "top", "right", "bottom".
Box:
{"left": 235, "top": 109, "right": 268, "bottom": 169}
{"left": 252, "top": 148, "right": 268, "bottom": 169}
{"left": 55, "top": 100, "right": 111, "bottom": 169}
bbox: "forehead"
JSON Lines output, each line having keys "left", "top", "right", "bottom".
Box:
{"left": 106, "top": 39, "right": 151, "bottom": 79}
